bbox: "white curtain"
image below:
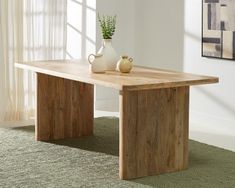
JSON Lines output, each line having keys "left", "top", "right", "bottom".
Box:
{"left": 0, "top": 0, "right": 67, "bottom": 122}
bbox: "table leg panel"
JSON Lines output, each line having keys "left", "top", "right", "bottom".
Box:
{"left": 36, "top": 73, "right": 94, "bottom": 141}
{"left": 119, "top": 86, "right": 189, "bottom": 179}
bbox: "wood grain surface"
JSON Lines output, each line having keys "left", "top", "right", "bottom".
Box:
{"left": 15, "top": 60, "right": 219, "bottom": 90}
{"left": 15, "top": 60, "right": 219, "bottom": 179}
{"left": 36, "top": 73, "right": 94, "bottom": 141}
{"left": 119, "top": 86, "right": 189, "bottom": 179}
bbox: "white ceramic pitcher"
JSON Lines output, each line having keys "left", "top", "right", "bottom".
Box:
{"left": 88, "top": 54, "right": 106, "bottom": 73}
{"left": 98, "top": 39, "right": 118, "bottom": 71}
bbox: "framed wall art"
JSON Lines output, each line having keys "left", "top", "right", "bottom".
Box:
{"left": 202, "top": 0, "right": 235, "bottom": 60}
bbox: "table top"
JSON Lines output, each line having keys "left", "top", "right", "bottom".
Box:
{"left": 15, "top": 60, "right": 219, "bottom": 90}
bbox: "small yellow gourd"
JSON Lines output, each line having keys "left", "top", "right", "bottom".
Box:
{"left": 116, "top": 55, "right": 133, "bottom": 73}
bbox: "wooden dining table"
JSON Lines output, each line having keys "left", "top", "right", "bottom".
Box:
{"left": 15, "top": 60, "right": 219, "bottom": 180}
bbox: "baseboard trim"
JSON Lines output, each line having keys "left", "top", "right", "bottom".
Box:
{"left": 95, "top": 99, "right": 119, "bottom": 112}
{"left": 0, "top": 119, "right": 35, "bottom": 127}
{"left": 190, "top": 110, "right": 235, "bottom": 137}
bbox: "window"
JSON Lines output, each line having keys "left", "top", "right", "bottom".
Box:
{"left": 66, "top": 0, "right": 96, "bottom": 60}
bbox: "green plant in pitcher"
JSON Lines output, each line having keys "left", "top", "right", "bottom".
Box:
{"left": 98, "top": 14, "right": 117, "bottom": 39}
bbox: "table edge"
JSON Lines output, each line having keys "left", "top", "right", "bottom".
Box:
{"left": 15, "top": 62, "right": 219, "bottom": 91}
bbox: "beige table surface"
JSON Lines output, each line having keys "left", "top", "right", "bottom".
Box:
{"left": 15, "top": 60, "right": 218, "bottom": 90}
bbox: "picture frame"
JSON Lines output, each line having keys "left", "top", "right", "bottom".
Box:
{"left": 202, "top": 0, "right": 235, "bottom": 60}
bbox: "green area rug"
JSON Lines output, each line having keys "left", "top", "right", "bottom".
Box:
{"left": 0, "top": 117, "right": 235, "bottom": 188}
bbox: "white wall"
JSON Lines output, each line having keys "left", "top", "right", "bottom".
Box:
{"left": 184, "top": 0, "right": 235, "bottom": 137}
{"left": 135, "top": 0, "right": 184, "bottom": 71}
{"left": 134, "top": 0, "right": 235, "bottom": 137}
{"left": 95, "top": 0, "right": 135, "bottom": 111}
{"left": 95, "top": 0, "right": 235, "bottom": 140}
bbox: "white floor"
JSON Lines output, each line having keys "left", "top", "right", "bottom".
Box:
{"left": 1, "top": 110, "right": 234, "bottom": 152}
